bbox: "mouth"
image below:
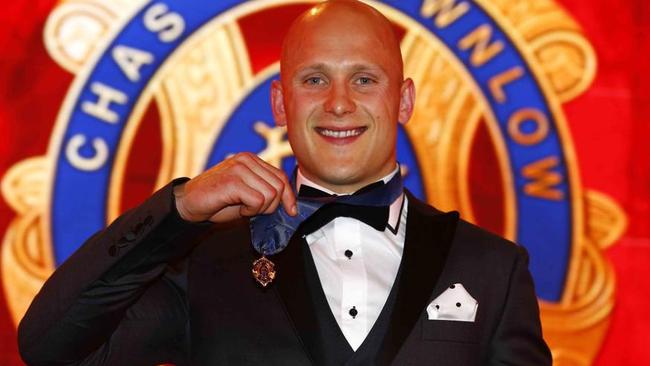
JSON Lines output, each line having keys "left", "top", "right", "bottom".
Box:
{"left": 315, "top": 126, "right": 367, "bottom": 140}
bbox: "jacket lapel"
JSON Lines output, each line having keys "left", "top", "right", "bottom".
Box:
{"left": 273, "top": 192, "right": 460, "bottom": 366}
{"left": 273, "top": 231, "right": 352, "bottom": 366}
{"left": 376, "top": 192, "right": 460, "bottom": 365}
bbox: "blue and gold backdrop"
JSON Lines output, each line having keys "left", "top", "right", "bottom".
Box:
{"left": 1, "top": 0, "right": 649, "bottom": 364}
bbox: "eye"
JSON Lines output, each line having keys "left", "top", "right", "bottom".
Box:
{"left": 355, "top": 76, "right": 374, "bottom": 85}
{"left": 305, "top": 77, "right": 324, "bottom": 85}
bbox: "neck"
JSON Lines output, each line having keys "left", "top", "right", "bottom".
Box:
{"left": 296, "top": 165, "right": 400, "bottom": 195}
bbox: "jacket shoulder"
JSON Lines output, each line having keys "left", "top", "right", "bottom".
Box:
{"left": 406, "top": 191, "right": 526, "bottom": 265}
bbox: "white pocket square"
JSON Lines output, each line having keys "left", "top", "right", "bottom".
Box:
{"left": 426, "top": 283, "right": 478, "bottom": 322}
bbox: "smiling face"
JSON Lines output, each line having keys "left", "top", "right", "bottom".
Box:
{"left": 271, "top": 1, "right": 415, "bottom": 193}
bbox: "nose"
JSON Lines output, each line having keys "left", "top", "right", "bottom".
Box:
{"left": 324, "top": 83, "right": 356, "bottom": 117}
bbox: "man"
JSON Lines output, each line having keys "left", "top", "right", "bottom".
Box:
{"left": 18, "top": 1, "right": 552, "bottom": 365}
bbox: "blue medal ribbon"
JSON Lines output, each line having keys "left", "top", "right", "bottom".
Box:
{"left": 249, "top": 168, "right": 404, "bottom": 256}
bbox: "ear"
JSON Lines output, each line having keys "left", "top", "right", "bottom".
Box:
{"left": 398, "top": 78, "right": 415, "bottom": 125}
{"left": 271, "top": 79, "right": 287, "bottom": 127}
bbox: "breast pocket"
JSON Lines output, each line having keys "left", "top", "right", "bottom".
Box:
{"left": 421, "top": 318, "right": 480, "bottom": 344}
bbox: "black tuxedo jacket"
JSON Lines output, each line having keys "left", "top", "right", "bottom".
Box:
{"left": 18, "top": 181, "right": 551, "bottom": 365}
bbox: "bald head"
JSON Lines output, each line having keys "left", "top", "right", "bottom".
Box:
{"left": 280, "top": 0, "right": 404, "bottom": 83}
{"left": 270, "top": 0, "right": 415, "bottom": 193}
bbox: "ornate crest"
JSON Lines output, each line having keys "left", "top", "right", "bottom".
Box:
{"left": 1, "top": 1, "right": 626, "bottom": 364}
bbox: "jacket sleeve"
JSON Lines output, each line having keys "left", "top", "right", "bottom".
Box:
{"left": 18, "top": 179, "right": 213, "bottom": 366}
{"left": 487, "top": 246, "right": 553, "bottom": 365}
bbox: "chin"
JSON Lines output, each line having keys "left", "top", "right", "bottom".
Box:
{"left": 317, "top": 167, "right": 370, "bottom": 190}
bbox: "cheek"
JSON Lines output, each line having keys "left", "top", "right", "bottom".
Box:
{"left": 287, "top": 97, "right": 322, "bottom": 126}
{"left": 359, "top": 90, "right": 399, "bottom": 121}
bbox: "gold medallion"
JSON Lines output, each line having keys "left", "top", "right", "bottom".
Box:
{"left": 252, "top": 256, "right": 276, "bottom": 287}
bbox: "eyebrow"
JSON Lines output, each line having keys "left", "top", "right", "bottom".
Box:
{"left": 295, "top": 62, "right": 387, "bottom": 76}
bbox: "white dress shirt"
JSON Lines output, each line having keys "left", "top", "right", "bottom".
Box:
{"left": 296, "top": 168, "right": 408, "bottom": 351}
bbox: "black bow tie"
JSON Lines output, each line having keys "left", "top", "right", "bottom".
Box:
{"left": 297, "top": 184, "right": 390, "bottom": 235}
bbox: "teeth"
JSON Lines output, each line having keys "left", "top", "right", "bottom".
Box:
{"left": 319, "top": 128, "right": 363, "bottom": 138}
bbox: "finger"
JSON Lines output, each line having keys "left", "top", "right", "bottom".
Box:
{"left": 279, "top": 174, "right": 297, "bottom": 216}
{"left": 258, "top": 162, "right": 297, "bottom": 216}
{"left": 233, "top": 154, "right": 296, "bottom": 215}
{"left": 208, "top": 205, "right": 241, "bottom": 223}
{"left": 253, "top": 164, "right": 296, "bottom": 216}
{"left": 232, "top": 164, "right": 281, "bottom": 214}
{"left": 235, "top": 180, "right": 268, "bottom": 217}
{"left": 247, "top": 166, "right": 285, "bottom": 214}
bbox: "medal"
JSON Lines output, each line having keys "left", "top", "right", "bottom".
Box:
{"left": 249, "top": 166, "right": 403, "bottom": 287}
{"left": 252, "top": 255, "right": 276, "bottom": 287}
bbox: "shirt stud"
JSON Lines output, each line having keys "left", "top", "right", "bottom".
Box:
{"left": 349, "top": 306, "right": 358, "bottom": 318}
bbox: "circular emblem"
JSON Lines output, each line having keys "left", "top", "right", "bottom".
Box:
{"left": 1, "top": 0, "right": 627, "bottom": 364}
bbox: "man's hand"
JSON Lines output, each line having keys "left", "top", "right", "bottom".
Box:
{"left": 173, "top": 153, "right": 297, "bottom": 223}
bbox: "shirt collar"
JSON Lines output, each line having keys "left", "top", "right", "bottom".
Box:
{"left": 295, "top": 166, "right": 400, "bottom": 195}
